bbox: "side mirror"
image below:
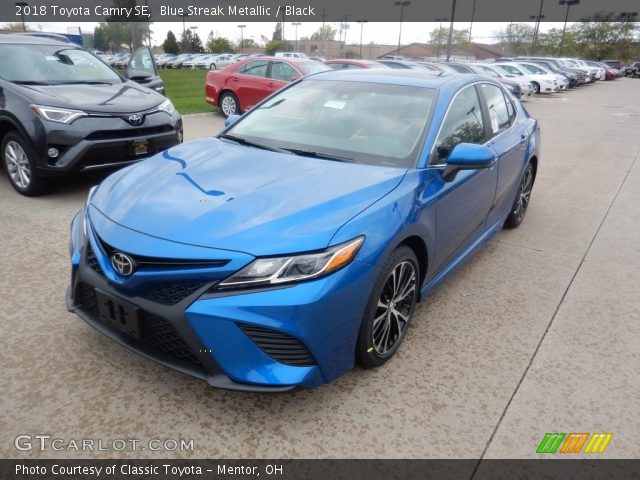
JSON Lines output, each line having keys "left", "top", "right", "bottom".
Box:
{"left": 124, "top": 70, "right": 152, "bottom": 81}
{"left": 224, "top": 114, "right": 242, "bottom": 128}
{"left": 442, "top": 143, "right": 495, "bottom": 181}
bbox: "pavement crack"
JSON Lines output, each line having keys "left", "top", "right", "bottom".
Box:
{"left": 469, "top": 147, "right": 640, "bottom": 479}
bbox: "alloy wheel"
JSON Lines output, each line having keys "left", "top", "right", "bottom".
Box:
{"left": 221, "top": 95, "right": 237, "bottom": 116}
{"left": 4, "top": 140, "right": 31, "bottom": 189}
{"left": 372, "top": 260, "right": 417, "bottom": 355}
{"left": 513, "top": 166, "right": 533, "bottom": 224}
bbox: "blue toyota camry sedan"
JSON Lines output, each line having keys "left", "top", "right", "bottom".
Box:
{"left": 67, "top": 70, "right": 539, "bottom": 391}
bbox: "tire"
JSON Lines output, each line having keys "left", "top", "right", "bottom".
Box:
{"left": 504, "top": 162, "right": 535, "bottom": 229}
{"left": 1, "top": 131, "right": 47, "bottom": 196}
{"left": 219, "top": 91, "right": 240, "bottom": 117}
{"left": 210, "top": 64, "right": 216, "bottom": 70}
{"left": 356, "top": 246, "right": 419, "bottom": 367}
{"left": 531, "top": 81, "right": 540, "bottom": 94}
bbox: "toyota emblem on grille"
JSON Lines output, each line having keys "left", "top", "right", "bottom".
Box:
{"left": 111, "top": 252, "right": 135, "bottom": 276}
{"left": 128, "top": 113, "right": 143, "bottom": 126}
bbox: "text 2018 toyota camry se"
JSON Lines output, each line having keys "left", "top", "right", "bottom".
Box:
{"left": 67, "top": 70, "right": 540, "bottom": 391}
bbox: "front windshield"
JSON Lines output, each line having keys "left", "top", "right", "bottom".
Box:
{"left": 496, "top": 64, "right": 523, "bottom": 76}
{"left": 520, "top": 64, "right": 546, "bottom": 74}
{"left": 0, "top": 44, "right": 121, "bottom": 84}
{"left": 225, "top": 79, "right": 436, "bottom": 168}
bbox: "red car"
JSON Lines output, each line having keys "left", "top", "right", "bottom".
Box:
{"left": 206, "top": 57, "right": 330, "bottom": 117}
{"left": 324, "top": 59, "right": 390, "bottom": 70}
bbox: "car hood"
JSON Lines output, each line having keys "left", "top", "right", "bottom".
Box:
{"left": 13, "top": 81, "right": 163, "bottom": 113}
{"left": 91, "top": 138, "right": 407, "bottom": 256}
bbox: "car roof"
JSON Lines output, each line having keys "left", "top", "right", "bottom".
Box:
{"left": 0, "top": 33, "right": 76, "bottom": 47}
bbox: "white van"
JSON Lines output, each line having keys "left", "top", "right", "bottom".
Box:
{"left": 275, "top": 52, "right": 308, "bottom": 59}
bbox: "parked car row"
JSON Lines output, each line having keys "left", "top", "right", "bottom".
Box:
{"left": 205, "top": 53, "right": 626, "bottom": 120}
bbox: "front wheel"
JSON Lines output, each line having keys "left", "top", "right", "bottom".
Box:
{"left": 210, "top": 63, "right": 216, "bottom": 70}
{"left": 219, "top": 91, "right": 240, "bottom": 117}
{"left": 356, "top": 246, "right": 419, "bottom": 367}
{"left": 2, "top": 132, "right": 47, "bottom": 196}
{"left": 531, "top": 82, "right": 540, "bottom": 94}
{"left": 504, "top": 162, "right": 534, "bottom": 229}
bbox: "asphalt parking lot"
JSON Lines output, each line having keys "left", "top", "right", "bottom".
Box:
{"left": 1, "top": 79, "right": 639, "bottom": 460}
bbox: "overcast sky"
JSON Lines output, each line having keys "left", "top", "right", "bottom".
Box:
{"left": 24, "top": 21, "right": 570, "bottom": 47}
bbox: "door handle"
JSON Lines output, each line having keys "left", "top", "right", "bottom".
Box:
{"left": 520, "top": 134, "right": 527, "bottom": 145}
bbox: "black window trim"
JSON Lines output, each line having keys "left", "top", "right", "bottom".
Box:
{"left": 428, "top": 80, "right": 520, "bottom": 167}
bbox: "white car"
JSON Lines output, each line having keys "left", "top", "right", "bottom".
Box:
{"left": 209, "top": 54, "right": 235, "bottom": 69}
{"left": 583, "top": 60, "right": 607, "bottom": 80}
{"left": 517, "top": 62, "right": 569, "bottom": 91}
{"left": 560, "top": 58, "right": 598, "bottom": 82}
{"left": 471, "top": 63, "right": 535, "bottom": 96}
{"left": 275, "top": 52, "right": 308, "bottom": 59}
{"left": 493, "top": 63, "right": 558, "bottom": 94}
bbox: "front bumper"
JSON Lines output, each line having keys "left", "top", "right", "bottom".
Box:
{"left": 30, "top": 111, "right": 182, "bottom": 176}
{"left": 67, "top": 210, "right": 378, "bottom": 390}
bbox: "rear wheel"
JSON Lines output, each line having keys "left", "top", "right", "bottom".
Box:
{"left": 2, "top": 132, "right": 46, "bottom": 196}
{"left": 504, "top": 162, "right": 534, "bottom": 229}
{"left": 356, "top": 246, "right": 419, "bottom": 367}
{"left": 219, "top": 91, "right": 240, "bottom": 117}
{"left": 210, "top": 63, "right": 216, "bottom": 70}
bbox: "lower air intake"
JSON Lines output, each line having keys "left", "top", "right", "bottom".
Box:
{"left": 238, "top": 324, "right": 316, "bottom": 367}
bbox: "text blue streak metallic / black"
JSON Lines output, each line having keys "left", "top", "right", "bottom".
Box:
{"left": 67, "top": 73, "right": 540, "bottom": 391}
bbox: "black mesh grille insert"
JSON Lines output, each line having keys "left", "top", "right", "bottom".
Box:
{"left": 140, "top": 312, "right": 202, "bottom": 365}
{"left": 75, "top": 282, "right": 202, "bottom": 367}
{"left": 238, "top": 324, "right": 316, "bottom": 366}
{"left": 76, "top": 282, "right": 99, "bottom": 317}
{"left": 85, "top": 244, "right": 103, "bottom": 276}
{"left": 142, "top": 282, "right": 206, "bottom": 305}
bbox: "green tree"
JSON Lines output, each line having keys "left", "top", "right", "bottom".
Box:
{"left": 310, "top": 25, "right": 337, "bottom": 41}
{"left": 238, "top": 38, "right": 258, "bottom": 50}
{"left": 2, "top": 23, "right": 32, "bottom": 31}
{"left": 272, "top": 22, "right": 283, "bottom": 41}
{"left": 428, "top": 27, "right": 470, "bottom": 48}
{"left": 265, "top": 40, "right": 292, "bottom": 55}
{"left": 495, "top": 23, "right": 535, "bottom": 55}
{"left": 162, "top": 30, "right": 180, "bottom": 54}
{"left": 206, "top": 33, "right": 236, "bottom": 53}
{"left": 180, "top": 29, "right": 204, "bottom": 53}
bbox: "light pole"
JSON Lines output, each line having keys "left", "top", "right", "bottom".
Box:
{"left": 357, "top": 20, "right": 367, "bottom": 59}
{"left": 445, "top": 0, "right": 458, "bottom": 62}
{"left": 435, "top": 17, "right": 447, "bottom": 58}
{"left": 237, "top": 24, "right": 246, "bottom": 53}
{"left": 394, "top": 1, "right": 410, "bottom": 55}
{"left": 559, "top": 0, "right": 579, "bottom": 52}
{"left": 15, "top": 2, "right": 27, "bottom": 31}
{"left": 529, "top": 0, "right": 545, "bottom": 55}
{"left": 291, "top": 22, "right": 301, "bottom": 52}
{"left": 468, "top": 0, "right": 477, "bottom": 42}
{"left": 620, "top": 11, "right": 638, "bottom": 58}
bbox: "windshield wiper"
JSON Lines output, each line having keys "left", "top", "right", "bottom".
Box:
{"left": 219, "top": 134, "right": 291, "bottom": 154}
{"left": 53, "top": 81, "right": 114, "bottom": 85}
{"left": 12, "top": 80, "right": 52, "bottom": 85}
{"left": 283, "top": 148, "right": 355, "bottom": 163}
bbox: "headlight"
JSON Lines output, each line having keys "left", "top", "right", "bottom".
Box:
{"left": 219, "top": 236, "right": 365, "bottom": 288}
{"left": 31, "top": 105, "right": 86, "bottom": 124}
{"left": 158, "top": 99, "right": 176, "bottom": 116}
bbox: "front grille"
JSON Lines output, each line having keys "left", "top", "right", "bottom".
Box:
{"left": 238, "top": 324, "right": 316, "bottom": 367}
{"left": 75, "top": 282, "right": 202, "bottom": 367}
{"left": 76, "top": 282, "right": 99, "bottom": 317}
{"left": 142, "top": 282, "right": 206, "bottom": 305}
{"left": 97, "top": 236, "right": 230, "bottom": 270}
{"left": 140, "top": 311, "right": 202, "bottom": 365}
{"left": 85, "top": 125, "right": 174, "bottom": 141}
{"left": 85, "top": 243, "right": 103, "bottom": 276}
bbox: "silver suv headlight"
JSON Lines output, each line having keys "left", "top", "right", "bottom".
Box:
{"left": 158, "top": 99, "right": 176, "bottom": 116}
{"left": 31, "top": 105, "right": 87, "bottom": 124}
